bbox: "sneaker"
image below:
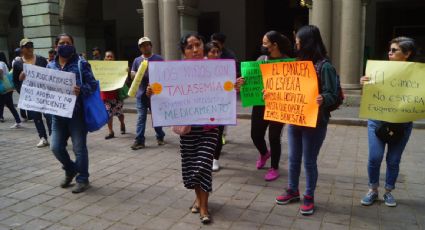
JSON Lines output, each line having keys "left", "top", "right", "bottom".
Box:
{"left": 256, "top": 150, "right": 271, "bottom": 169}
{"left": 105, "top": 132, "right": 115, "bottom": 140}
{"left": 383, "top": 192, "right": 397, "bottom": 207}
{"left": 264, "top": 168, "right": 280, "bottom": 181}
{"left": 10, "top": 123, "right": 22, "bottom": 129}
{"left": 36, "top": 137, "right": 49, "bottom": 148}
{"left": 157, "top": 139, "right": 165, "bottom": 146}
{"left": 222, "top": 135, "right": 226, "bottom": 145}
{"left": 60, "top": 171, "right": 77, "bottom": 188}
{"left": 300, "top": 195, "right": 314, "bottom": 215}
{"left": 212, "top": 159, "right": 220, "bottom": 171}
{"left": 131, "top": 141, "right": 145, "bottom": 150}
{"left": 72, "top": 181, "right": 90, "bottom": 193}
{"left": 361, "top": 190, "right": 378, "bottom": 206}
{"left": 276, "top": 189, "right": 300, "bottom": 205}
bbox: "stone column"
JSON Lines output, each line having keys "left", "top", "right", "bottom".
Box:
{"left": 162, "top": 0, "right": 180, "bottom": 60}
{"left": 20, "top": 0, "right": 60, "bottom": 56}
{"left": 142, "top": 0, "right": 161, "bottom": 54}
{"left": 339, "top": 0, "right": 362, "bottom": 89}
{"left": 311, "top": 0, "right": 332, "bottom": 55}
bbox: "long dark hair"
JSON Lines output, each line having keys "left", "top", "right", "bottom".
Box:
{"left": 179, "top": 33, "right": 205, "bottom": 53}
{"left": 295, "top": 25, "right": 328, "bottom": 63}
{"left": 55, "top": 33, "right": 74, "bottom": 45}
{"left": 265, "top": 30, "right": 294, "bottom": 57}
{"left": 390, "top": 36, "right": 417, "bottom": 61}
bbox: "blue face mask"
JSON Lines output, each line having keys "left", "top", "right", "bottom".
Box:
{"left": 57, "top": 45, "right": 75, "bottom": 58}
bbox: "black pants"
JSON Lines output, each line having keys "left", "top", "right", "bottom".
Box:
{"left": 251, "top": 106, "right": 284, "bottom": 169}
{"left": 0, "top": 91, "right": 21, "bottom": 123}
{"left": 214, "top": 126, "right": 225, "bottom": 160}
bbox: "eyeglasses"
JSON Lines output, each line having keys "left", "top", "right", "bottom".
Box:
{"left": 389, "top": 48, "right": 400, "bottom": 53}
{"left": 21, "top": 43, "right": 33, "bottom": 49}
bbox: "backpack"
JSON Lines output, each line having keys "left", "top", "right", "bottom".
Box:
{"left": 315, "top": 59, "right": 344, "bottom": 112}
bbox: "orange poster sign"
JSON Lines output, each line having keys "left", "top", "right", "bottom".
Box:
{"left": 260, "top": 61, "right": 319, "bottom": 127}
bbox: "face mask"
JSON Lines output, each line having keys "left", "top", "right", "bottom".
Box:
{"left": 58, "top": 45, "right": 76, "bottom": 58}
{"left": 260, "top": 46, "right": 270, "bottom": 56}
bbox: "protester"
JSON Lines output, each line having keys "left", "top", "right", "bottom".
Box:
{"left": 13, "top": 38, "right": 52, "bottom": 146}
{"left": 47, "top": 48, "right": 56, "bottom": 63}
{"left": 161, "top": 33, "right": 219, "bottom": 224}
{"left": 204, "top": 42, "right": 225, "bottom": 171}
{"left": 360, "top": 37, "right": 417, "bottom": 207}
{"left": 47, "top": 33, "right": 97, "bottom": 193}
{"left": 11, "top": 47, "right": 29, "bottom": 121}
{"left": 92, "top": 47, "right": 102, "bottom": 60}
{"left": 237, "top": 31, "right": 293, "bottom": 181}
{"left": 130, "top": 37, "right": 165, "bottom": 150}
{"left": 211, "top": 32, "right": 237, "bottom": 60}
{"left": 274, "top": 25, "right": 338, "bottom": 215}
{"left": 101, "top": 50, "right": 126, "bottom": 139}
{"left": 0, "top": 54, "right": 21, "bottom": 125}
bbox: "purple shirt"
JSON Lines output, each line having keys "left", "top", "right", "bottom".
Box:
{"left": 131, "top": 54, "right": 164, "bottom": 99}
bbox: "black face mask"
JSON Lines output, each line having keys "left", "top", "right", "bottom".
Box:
{"left": 260, "top": 46, "right": 270, "bottom": 56}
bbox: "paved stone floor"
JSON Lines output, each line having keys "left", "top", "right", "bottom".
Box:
{"left": 0, "top": 111, "right": 424, "bottom": 230}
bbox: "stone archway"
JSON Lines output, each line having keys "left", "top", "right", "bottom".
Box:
{"left": 0, "top": 0, "right": 23, "bottom": 63}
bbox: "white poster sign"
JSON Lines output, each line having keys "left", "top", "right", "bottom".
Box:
{"left": 149, "top": 60, "right": 237, "bottom": 127}
{"left": 18, "top": 64, "right": 77, "bottom": 118}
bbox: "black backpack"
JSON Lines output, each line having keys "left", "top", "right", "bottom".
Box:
{"left": 315, "top": 59, "right": 344, "bottom": 112}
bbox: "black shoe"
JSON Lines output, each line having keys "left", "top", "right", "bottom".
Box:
{"left": 72, "top": 182, "right": 90, "bottom": 193}
{"left": 121, "top": 124, "right": 126, "bottom": 134}
{"left": 105, "top": 132, "right": 115, "bottom": 140}
{"left": 0, "top": 117, "right": 4, "bottom": 123}
{"left": 131, "top": 141, "right": 145, "bottom": 150}
{"left": 60, "top": 172, "right": 77, "bottom": 188}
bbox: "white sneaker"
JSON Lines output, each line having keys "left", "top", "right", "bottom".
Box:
{"left": 10, "top": 123, "right": 22, "bottom": 129}
{"left": 212, "top": 159, "right": 220, "bottom": 172}
{"left": 36, "top": 137, "right": 49, "bottom": 148}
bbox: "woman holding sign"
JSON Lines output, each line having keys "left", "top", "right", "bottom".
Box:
{"left": 47, "top": 33, "right": 97, "bottom": 194}
{"left": 237, "top": 31, "right": 293, "bottom": 181}
{"left": 360, "top": 37, "right": 417, "bottom": 207}
{"left": 274, "top": 25, "right": 339, "bottom": 215}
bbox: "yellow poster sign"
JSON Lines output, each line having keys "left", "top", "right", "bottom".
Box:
{"left": 360, "top": 60, "right": 425, "bottom": 122}
{"left": 260, "top": 61, "right": 319, "bottom": 127}
{"left": 89, "top": 61, "right": 128, "bottom": 91}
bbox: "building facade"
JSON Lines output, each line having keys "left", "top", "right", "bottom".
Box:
{"left": 0, "top": 0, "right": 423, "bottom": 90}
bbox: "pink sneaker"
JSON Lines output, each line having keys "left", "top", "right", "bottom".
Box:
{"left": 256, "top": 151, "right": 271, "bottom": 169}
{"left": 264, "top": 168, "right": 279, "bottom": 181}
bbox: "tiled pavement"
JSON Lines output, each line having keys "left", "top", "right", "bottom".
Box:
{"left": 1, "top": 110, "right": 425, "bottom": 230}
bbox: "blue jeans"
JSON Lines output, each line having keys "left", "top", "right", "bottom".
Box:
{"left": 367, "top": 120, "right": 412, "bottom": 190}
{"left": 29, "top": 111, "right": 52, "bottom": 139}
{"left": 287, "top": 123, "right": 328, "bottom": 197}
{"left": 50, "top": 112, "right": 89, "bottom": 183}
{"left": 135, "top": 97, "right": 165, "bottom": 144}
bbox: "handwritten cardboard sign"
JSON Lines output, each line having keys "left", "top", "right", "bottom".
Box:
{"left": 18, "top": 64, "right": 77, "bottom": 118}
{"left": 149, "top": 60, "right": 237, "bottom": 127}
{"left": 89, "top": 61, "right": 128, "bottom": 91}
{"left": 240, "top": 58, "right": 295, "bottom": 107}
{"left": 260, "top": 61, "right": 319, "bottom": 127}
{"left": 359, "top": 60, "right": 425, "bottom": 122}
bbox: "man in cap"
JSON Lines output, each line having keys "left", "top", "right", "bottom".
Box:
{"left": 91, "top": 47, "right": 102, "bottom": 60}
{"left": 130, "top": 37, "right": 165, "bottom": 150}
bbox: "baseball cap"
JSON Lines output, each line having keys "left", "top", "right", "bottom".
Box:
{"left": 19, "top": 38, "right": 33, "bottom": 47}
{"left": 138, "top": 37, "right": 151, "bottom": 46}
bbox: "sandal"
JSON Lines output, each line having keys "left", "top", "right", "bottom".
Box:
{"left": 190, "top": 204, "right": 199, "bottom": 213}
{"left": 105, "top": 132, "right": 115, "bottom": 140}
{"left": 200, "top": 214, "right": 211, "bottom": 224}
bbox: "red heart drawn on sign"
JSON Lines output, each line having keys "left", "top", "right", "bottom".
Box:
{"left": 210, "top": 118, "right": 215, "bottom": 122}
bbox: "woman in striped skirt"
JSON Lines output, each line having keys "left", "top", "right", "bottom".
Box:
{"left": 178, "top": 34, "right": 219, "bottom": 224}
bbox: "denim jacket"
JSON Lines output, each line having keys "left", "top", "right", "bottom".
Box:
{"left": 47, "top": 54, "right": 97, "bottom": 116}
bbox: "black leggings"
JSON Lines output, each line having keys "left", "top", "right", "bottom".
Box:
{"left": 251, "top": 106, "right": 284, "bottom": 169}
{"left": 0, "top": 91, "right": 21, "bottom": 123}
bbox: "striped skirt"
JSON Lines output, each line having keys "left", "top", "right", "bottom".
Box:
{"left": 180, "top": 126, "right": 219, "bottom": 192}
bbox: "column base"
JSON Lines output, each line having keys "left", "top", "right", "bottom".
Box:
{"left": 342, "top": 83, "right": 362, "bottom": 90}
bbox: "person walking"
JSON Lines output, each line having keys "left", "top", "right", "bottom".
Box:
{"left": 360, "top": 37, "right": 417, "bottom": 207}
{"left": 13, "top": 38, "right": 52, "bottom": 146}
{"left": 237, "top": 31, "right": 293, "bottom": 181}
{"left": 274, "top": 25, "right": 339, "bottom": 215}
{"left": 0, "top": 55, "right": 21, "bottom": 126}
{"left": 47, "top": 33, "right": 97, "bottom": 193}
{"left": 101, "top": 50, "right": 126, "bottom": 139}
{"left": 130, "top": 37, "right": 165, "bottom": 150}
